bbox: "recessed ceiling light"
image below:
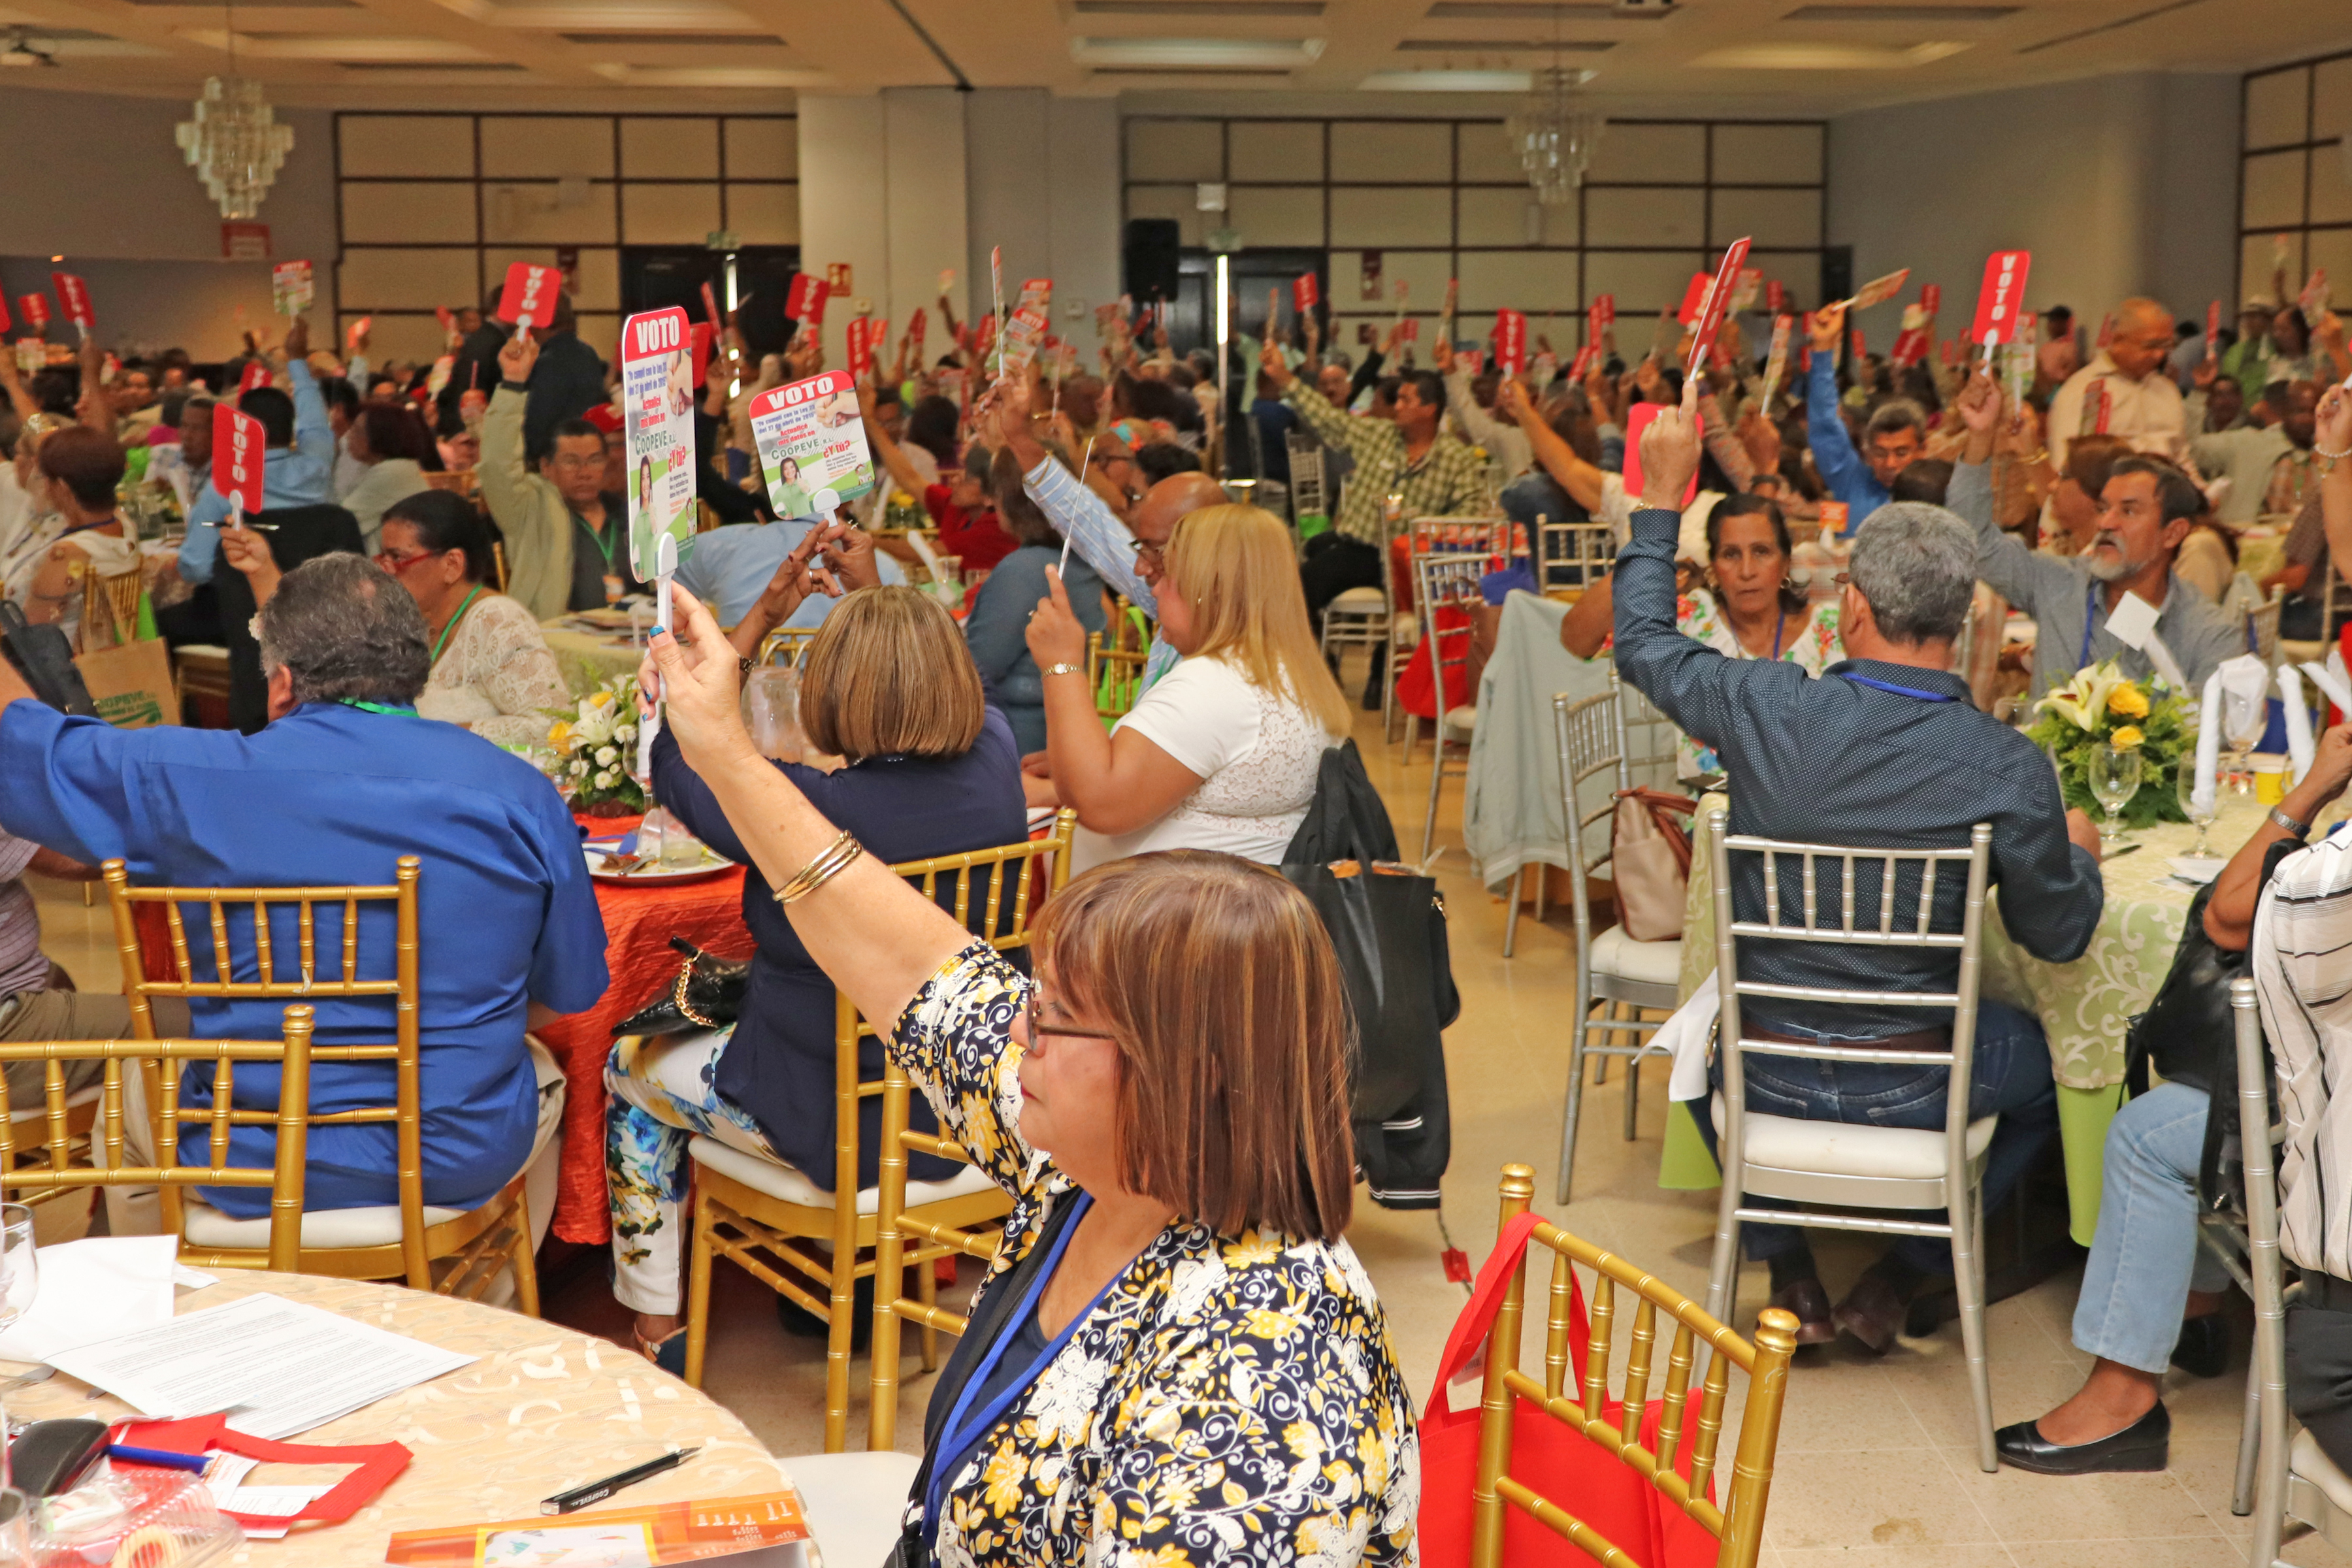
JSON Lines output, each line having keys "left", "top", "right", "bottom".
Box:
{"left": 1358, "top": 67, "right": 1537, "bottom": 90}
{"left": 1780, "top": 4, "right": 2017, "bottom": 18}
{"left": 1397, "top": 37, "right": 1613, "bottom": 51}
{"left": 1070, "top": 35, "right": 1324, "bottom": 67}
{"left": 1690, "top": 40, "right": 1969, "bottom": 67}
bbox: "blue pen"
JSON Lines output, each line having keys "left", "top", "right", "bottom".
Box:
{"left": 106, "top": 1445, "right": 210, "bottom": 1474}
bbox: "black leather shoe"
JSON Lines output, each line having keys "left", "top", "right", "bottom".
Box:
{"left": 1831, "top": 1274, "right": 1908, "bottom": 1355}
{"left": 1995, "top": 1401, "right": 2170, "bottom": 1475}
{"left": 1767, "top": 1279, "right": 1836, "bottom": 1345}
{"left": 2171, "top": 1315, "right": 2229, "bottom": 1379}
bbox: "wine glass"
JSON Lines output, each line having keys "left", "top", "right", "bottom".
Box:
{"left": 2090, "top": 745, "right": 2144, "bottom": 847}
{"left": 2177, "top": 761, "right": 2220, "bottom": 858}
{"left": 2225, "top": 696, "right": 2269, "bottom": 794}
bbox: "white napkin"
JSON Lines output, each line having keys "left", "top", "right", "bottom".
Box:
{"left": 2218, "top": 653, "right": 2274, "bottom": 747}
{"left": 2306, "top": 658, "right": 2352, "bottom": 722}
{"left": 2192, "top": 668, "right": 2225, "bottom": 817}
{"left": 2281, "top": 664, "right": 2317, "bottom": 783}
{"left": 0, "top": 1235, "right": 178, "bottom": 1363}
{"left": 1663, "top": 969, "right": 1722, "bottom": 1103}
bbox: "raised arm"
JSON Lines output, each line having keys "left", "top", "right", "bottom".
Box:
{"left": 993, "top": 387, "right": 1154, "bottom": 613}
{"left": 2318, "top": 385, "right": 2352, "bottom": 587}
{"left": 1949, "top": 368, "right": 2069, "bottom": 611}
{"left": 0, "top": 346, "right": 37, "bottom": 425}
{"left": 642, "top": 585, "right": 977, "bottom": 1036}
{"left": 74, "top": 334, "right": 112, "bottom": 436}
{"left": 476, "top": 335, "right": 538, "bottom": 535}
{"left": 1264, "top": 339, "right": 1371, "bottom": 457}
{"left": 1029, "top": 567, "right": 1203, "bottom": 834}
{"left": 1803, "top": 306, "right": 1867, "bottom": 500}
{"left": 1499, "top": 376, "right": 1606, "bottom": 512}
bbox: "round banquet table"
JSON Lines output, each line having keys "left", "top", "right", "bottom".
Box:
{"left": 1667, "top": 785, "right": 2302, "bottom": 1245}
{"left": 5, "top": 1271, "right": 790, "bottom": 1566}
{"left": 543, "top": 621, "right": 648, "bottom": 698}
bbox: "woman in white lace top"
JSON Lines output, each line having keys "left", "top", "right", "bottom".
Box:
{"left": 1027, "top": 504, "right": 1348, "bottom": 872}
{"left": 225, "top": 490, "right": 569, "bottom": 753}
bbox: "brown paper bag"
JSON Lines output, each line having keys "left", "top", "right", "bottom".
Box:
{"left": 74, "top": 636, "right": 179, "bottom": 729}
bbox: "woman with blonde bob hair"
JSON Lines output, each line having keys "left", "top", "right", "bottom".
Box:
{"left": 608, "top": 578, "right": 1026, "bottom": 1370}
{"left": 634, "top": 583, "right": 1420, "bottom": 1562}
{"left": 1027, "top": 502, "right": 1349, "bottom": 872}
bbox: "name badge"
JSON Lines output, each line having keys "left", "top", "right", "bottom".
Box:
{"left": 604, "top": 574, "right": 625, "bottom": 604}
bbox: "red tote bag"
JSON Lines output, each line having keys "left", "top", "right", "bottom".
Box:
{"left": 1418, "top": 1215, "right": 1722, "bottom": 1568}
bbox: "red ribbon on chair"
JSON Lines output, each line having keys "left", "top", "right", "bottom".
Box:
{"left": 1416, "top": 1217, "right": 1719, "bottom": 1568}
{"left": 114, "top": 1413, "right": 410, "bottom": 1528}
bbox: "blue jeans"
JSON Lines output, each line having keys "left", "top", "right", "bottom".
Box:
{"left": 2072, "top": 1081, "right": 2230, "bottom": 1373}
{"left": 1701, "top": 999, "right": 2059, "bottom": 1276}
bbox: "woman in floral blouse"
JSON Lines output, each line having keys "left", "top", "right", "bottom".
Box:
{"left": 636, "top": 583, "right": 1419, "bottom": 1567}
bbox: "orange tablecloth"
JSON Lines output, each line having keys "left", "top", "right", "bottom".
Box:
{"left": 129, "top": 872, "right": 757, "bottom": 1246}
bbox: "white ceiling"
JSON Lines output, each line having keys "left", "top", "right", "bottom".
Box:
{"left": 0, "top": 0, "right": 2349, "bottom": 112}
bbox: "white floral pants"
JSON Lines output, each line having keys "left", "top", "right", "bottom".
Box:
{"left": 604, "top": 1028, "right": 778, "bottom": 1315}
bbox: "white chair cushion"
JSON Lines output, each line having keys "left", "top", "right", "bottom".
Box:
{"left": 1442, "top": 704, "right": 1478, "bottom": 735}
{"left": 688, "top": 1135, "right": 996, "bottom": 1216}
{"left": 182, "top": 1194, "right": 474, "bottom": 1249}
{"left": 2295, "top": 1428, "right": 2352, "bottom": 1518}
{"left": 1714, "top": 1094, "right": 1997, "bottom": 1180}
{"left": 1590, "top": 925, "right": 1682, "bottom": 988}
{"left": 1328, "top": 587, "right": 1386, "bottom": 612}
{"left": 782, "top": 1451, "right": 921, "bottom": 1565}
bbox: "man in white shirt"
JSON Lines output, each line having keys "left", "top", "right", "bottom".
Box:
{"left": 1433, "top": 337, "right": 1531, "bottom": 482}
{"left": 2048, "top": 298, "right": 2188, "bottom": 470}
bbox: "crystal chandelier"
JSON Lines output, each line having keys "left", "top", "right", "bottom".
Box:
{"left": 178, "top": 76, "right": 294, "bottom": 220}
{"left": 1506, "top": 65, "right": 1603, "bottom": 206}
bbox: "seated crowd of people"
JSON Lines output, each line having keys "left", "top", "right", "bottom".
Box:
{"left": 2, "top": 252, "right": 2351, "bottom": 1559}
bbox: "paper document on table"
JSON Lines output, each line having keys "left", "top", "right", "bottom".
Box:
{"left": 46, "top": 1292, "right": 476, "bottom": 1439}
{"left": 0, "top": 1236, "right": 176, "bottom": 1363}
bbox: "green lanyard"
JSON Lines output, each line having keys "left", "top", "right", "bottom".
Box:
{"left": 338, "top": 699, "right": 417, "bottom": 717}
{"left": 429, "top": 584, "right": 485, "bottom": 668}
{"left": 581, "top": 512, "right": 619, "bottom": 573}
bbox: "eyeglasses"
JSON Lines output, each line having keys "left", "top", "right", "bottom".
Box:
{"left": 374, "top": 547, "right": 434, "bottom": 572}
{"left": 1128, "top": 540, "right": 1167, "bottom": 568}
{"left": 1022, "top": 993, "right": 1120, "bottom": 1044}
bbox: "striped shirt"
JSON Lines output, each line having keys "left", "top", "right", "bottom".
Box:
{"left": 0, "top": 832, "right": 46, "bottom": 999}
{"left": 1020, "top": 456, "right": 1179, "bottom": 693}
{"left": 2253, "top": 828, "right": 2352, "bottom": 1279}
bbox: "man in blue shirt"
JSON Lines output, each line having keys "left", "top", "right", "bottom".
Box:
{"left": 674, "top": 517, "right": 907, "bottom": 627}
{"left": 0, "top": 553, "right": 608, "bottom": 1220}
{"left": 178, "top": 318, "right": 336, "bottom": 586}
{"left": 1805, "top": 302, "right": 1925, "bottom": 532}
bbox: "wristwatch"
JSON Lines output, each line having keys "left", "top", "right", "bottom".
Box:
{"left": 1042, "top": 662, "right": 1085, "bottom": 678}
{"left": 2270, "top": 805, "right": 2313, "bottom": 840}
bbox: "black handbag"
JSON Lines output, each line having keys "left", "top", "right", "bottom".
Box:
{"left": 611, "top": 937, "right": 749, "bottom": 1036}
{"left": 1281, "top": 742, "right": 1461, "bottom": 1210}
{"left": 0, "top": 601, "right": 97, "bottom": 717}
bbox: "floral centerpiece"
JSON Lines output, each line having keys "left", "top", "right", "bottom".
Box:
{"left": 546, "top": 676, "right": 644, "bottom": 817}
{"left": 2023, "top": 659, "right": 2191, "bottom": 829}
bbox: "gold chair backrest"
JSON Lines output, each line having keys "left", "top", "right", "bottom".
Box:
{"left": 0, "top": 1010, "right": 318, "bottom": 1273}
{"left": 1086, "top": 631, "right": 1149, "bottom": 721}
{"left": 758, "top": 626, "right": 819, "bottom": 668}
{"left": 867, "top": 809, "right": 1079, "bottom": 1449}
{"left": 102, "top": 857, "right": 432, "bottom": 1286}
{"left": 1473, "top": 1163, "right": 1796, "bottom": 1568}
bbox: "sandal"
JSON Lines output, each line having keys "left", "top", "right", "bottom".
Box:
{"left": 634, "top": 1325, "right": 689, "bottom": 1378}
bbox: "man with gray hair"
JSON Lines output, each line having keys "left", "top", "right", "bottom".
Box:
{"left": 0, "top": 551, "right": 607, "bottom": 1242}
{"left": 2046, "top": 296, "right": 2188, "bottom": 470}
{"left": 1613, "top": 385, "right": 2106, "bottom": 1353}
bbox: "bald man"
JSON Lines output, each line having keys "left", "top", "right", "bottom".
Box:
{"left": 992, "top": 386, "right": 1225, "bottom": 696}
{"left": 2046, "top": 297, "right": 2187, "bottom": 471}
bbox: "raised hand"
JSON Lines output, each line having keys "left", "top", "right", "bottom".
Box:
{"left": 1637, "top": 375, "right": 1704, "bottom": 509}
{"left": 498, "top": 329, "right": 540, "bottom": 387}
{"left": 1022, "top": 565, "right": 1088, "bottom": 672}
{"left": 1808, "top": 302, "right": 1848, "bottom": 355}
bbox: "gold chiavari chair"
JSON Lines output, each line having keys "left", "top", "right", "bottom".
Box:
{"left": 758, "top": 626, "right": 820, "bottom": 668}
{"left": 1085, "top": 631, "right": 1149, "bottom": 721}
{"left": 103, "top": 857, "right": 541, "bottom": 1307}
{"left": 866, "top": 810, "right": 1080, "bottom": 1452}
{"left": 685, "top": 811, "right": 1077, "bottom": 1452}
{"left": 0, "top": 1013, "right": 319, "bottom": 1271}
{"left": 81, "top": 564, "right": 146, "bottom": 653}
{"left": 1472, "top": 1164, "right": 1797, "bottom": 1568}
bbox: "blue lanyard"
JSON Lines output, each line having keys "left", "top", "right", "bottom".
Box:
{"left": 923, "top": 1190, "right": 1121, "bottom": 1549}
{"left": 2080, "top": 580, "right": 2099, "bottom": 672}
{"left": 1839, "top": 672, "right": 1961, "bottom": 704}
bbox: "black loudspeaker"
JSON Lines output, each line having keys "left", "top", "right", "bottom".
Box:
{"left": 1124, "top": 218, "right": 1181, "bottom": 303}
{"left": 1820, "top": 246, "right": 1854, "bottom": 314}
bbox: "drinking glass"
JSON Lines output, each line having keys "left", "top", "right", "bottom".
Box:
{"left": 2225, "top": 698, "right": 2269, "bottom": 794}
{"left": 2090, "top": 745, "right": 2144, "bottom": 847}
{"left": 2177, "top": 762, "right": 2219, "bottom": 858}
{"left": 0, "top": 1489, "right": 29, "bottom": 1563}
{"left": 742, "top": 665, "right": 804, "bottom": 762}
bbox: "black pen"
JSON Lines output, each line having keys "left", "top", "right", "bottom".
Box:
{"left": 540, "top": 1447, "right": 700, "bottom": 1515}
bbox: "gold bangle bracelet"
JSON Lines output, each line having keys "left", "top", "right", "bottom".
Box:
{"left": 774, "top": 830, "right": 862, "bottom": 905}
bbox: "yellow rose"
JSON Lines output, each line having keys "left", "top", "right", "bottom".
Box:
{"left": 547, "top": 721, "right": 572, "bottom": 750}
{"left": 2107, "top": 683, "right": 2149, "bottom": 719}
{"left": 2110, "top": 725, "right": 2145, "bottom": 749}
{"left": 592, "top": 691, "right": 615, "bottom": 709}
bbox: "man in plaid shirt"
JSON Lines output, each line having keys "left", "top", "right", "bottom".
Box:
{"left": 1259, "top": 340, "right": 1497, "bottom": 683}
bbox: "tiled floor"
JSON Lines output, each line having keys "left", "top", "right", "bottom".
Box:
{"left": 24, "top": 693, "right": 2339, "bottom": 1565}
